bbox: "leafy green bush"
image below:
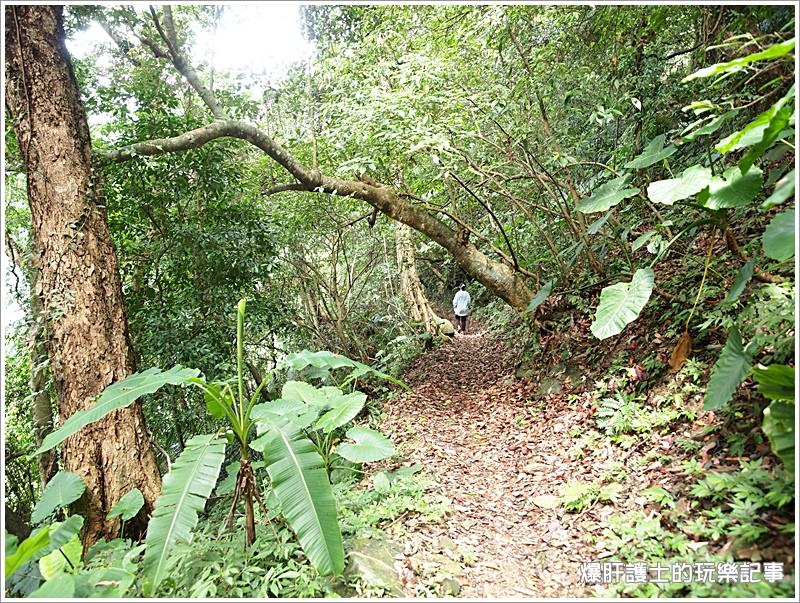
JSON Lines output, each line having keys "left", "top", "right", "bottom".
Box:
{"left": 10, "top": 299, "right": 405, "bottom": 597}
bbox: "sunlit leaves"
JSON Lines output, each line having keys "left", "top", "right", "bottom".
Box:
{"left": 682, "top": 38, "right": 796, "bottom": 81}
{"left": 716, "top": 85, "right": 794, "bottom": 157}
{"left": 647, "top": 165, "right": 712, "bottom": 205}
{"left": 761, "top": 169, "right": 795, "bottom": 210}
{"left": 590, "top": 268, "right": 654, "bottom": 340}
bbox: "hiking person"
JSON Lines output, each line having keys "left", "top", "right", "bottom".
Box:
{"left": 452, "top": 283, "right": 471, "bottom": 334}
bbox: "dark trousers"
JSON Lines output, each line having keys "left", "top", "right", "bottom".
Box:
{"left": 456, "top": 315, "right": 467, "bottom": 333}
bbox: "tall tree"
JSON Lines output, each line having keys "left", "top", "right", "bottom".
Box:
{"left": 4, "top": 5, "right": 161, "bottom": 545}
{"left": 95, "top": 6, "right": 534, "bottom": 310}
{"left": 395, "top": 223, "right": 445, "bottom": 334}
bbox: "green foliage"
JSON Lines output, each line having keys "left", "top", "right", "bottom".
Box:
{"left": 143, "top": 434, "right": 226, "bottom": 594}
{"left": 755, "top": 364, "right": 795, "bottom": 473}
{"left": 337, "top": 427, "right": 396, "bottom": 463}
{"left": 641, "top": 486, "right": 675, "bottom": 509}
{"left": 4, "top": 5, "right": 797, "bottom": 599}
{"left": 284, "top": 350, "right": 406, "bottom": 389}
{"left": 590, "top": 268, "right": 654, "bottom": 340}
{"left": 34, "top": 366, "right": 200, "bottom": 456}
{"left": 313, "top": 393, "right": 368, "bottom": 434}
{"left": 42, "top": 515, "right": 83, "bottom": 555}
{"left": 526, "top": 280, "right": 554, "bottom": 313}
{"left": 30, "top": 471, "right": 86, "bottom": 524}
{"left": 38, "top": 532, "right": 81, "bottom": 580}
{"left": 107, "top": 489, "right": 145, "bottom": 522}
{"left": 689, "top": 459, "right": 793, "bottom": 545}
{"left": 723, "top": 259, "right": 754, "bottom": 303}
{"left": 762, "top": 169, "right": 795, "bottom": 209}
{"left": 624, "top": 134, "right": 677, "bottom": 169}
{"left": 4, "top": 528, "right": 50, "bottom": 580}
{"left": 701, "top": 165, "right": 763, "bottom": 210}
{"left": 561, "top": 481, "right": 599, "bottom": 513}
{"left": 682, "top": 38, "right": 796, "bottom": 81}
{"left": 703, "top": 327, "right": 756, "bottom": 410}
{"left": 762, "top": 208, "right": 795, "bottom": 261}
{"left": 647, "top": 164, "right": 712, "bottom": 205}
{"left": 250, "top": 415, "right": 345, "bottom": 576}
{"left": 762, "top": 399, "right": 794, "bottom": 474}
{"left": 577, "top": 175, "right": 640, "bottom": 213}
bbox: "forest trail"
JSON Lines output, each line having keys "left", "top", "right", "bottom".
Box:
{"left": 383, "top": 326, "right": 594, "bottom": 597}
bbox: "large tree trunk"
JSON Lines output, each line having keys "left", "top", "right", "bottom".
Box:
{"left": 5, "top": 5, "right": 161, "bottom": 545}
{"left": 395, "top": 223, "right": 444, "bottom": 333}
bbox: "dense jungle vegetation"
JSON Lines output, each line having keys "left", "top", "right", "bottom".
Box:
{"left": 2, "top": 3, "right": 797, "bottom": 599}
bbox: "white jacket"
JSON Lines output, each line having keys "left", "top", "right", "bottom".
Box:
{"left": 453, "top": 290, "right": 471, "bottom": 316}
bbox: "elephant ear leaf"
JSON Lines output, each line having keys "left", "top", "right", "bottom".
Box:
{"left": 577, "top": 175, "right": 639, "bottom": 213}
{"left": 337, "top": 427, "right": 396, "bottom": 463}
{"left": 590, "top": 268, "right": 654, "bottom": 340}
{"left": 31, "top": 471, "right": 86, "bottom": 524}
{"left": 107, "top": 489, "right": 145, "bottom": 522}
{"left": 251, "top": 415, "right": 344, "bottom": 576}
{"left": 313, "top": 392, "right": 367, "bottom": 433}
{"left": 753, "top": 364, "right": 795, "bottom": 473}
{"left": 143, "top": 434, "right": 226, "bottom": 595}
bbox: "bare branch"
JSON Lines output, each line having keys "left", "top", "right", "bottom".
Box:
{"left": 96, "top": 119, "right": 320, "bottom": 188}
{"left": 263, "top": 183, "right": 308, "bottom": 196}
{"left": 724, "top": 228, "right": 785, "bottom": 284}
{"left": 449, "top": 171, "right": 521, "bottom": 272}
{"left": 146, "top": 5, "right": 226, "bottom": 119}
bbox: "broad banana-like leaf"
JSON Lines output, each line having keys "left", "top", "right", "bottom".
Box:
{"left": 251, "top": 415, "right": 344, "bottom": 576}
{"left": 143, "top": 434, "right": 226, "bottom": 594}
{"left": 34, "top": 366, "right": 200, "bottom": 455}
{"left": 5, "top": 528, "right": 50, "bottom": 579}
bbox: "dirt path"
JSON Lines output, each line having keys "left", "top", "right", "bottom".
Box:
{"left": 382, "top": 327, "right": 596, "bottom": 597}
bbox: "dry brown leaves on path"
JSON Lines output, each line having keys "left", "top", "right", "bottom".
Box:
{"left": 381, "top": 327, "right": 596, "bottom": 597}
